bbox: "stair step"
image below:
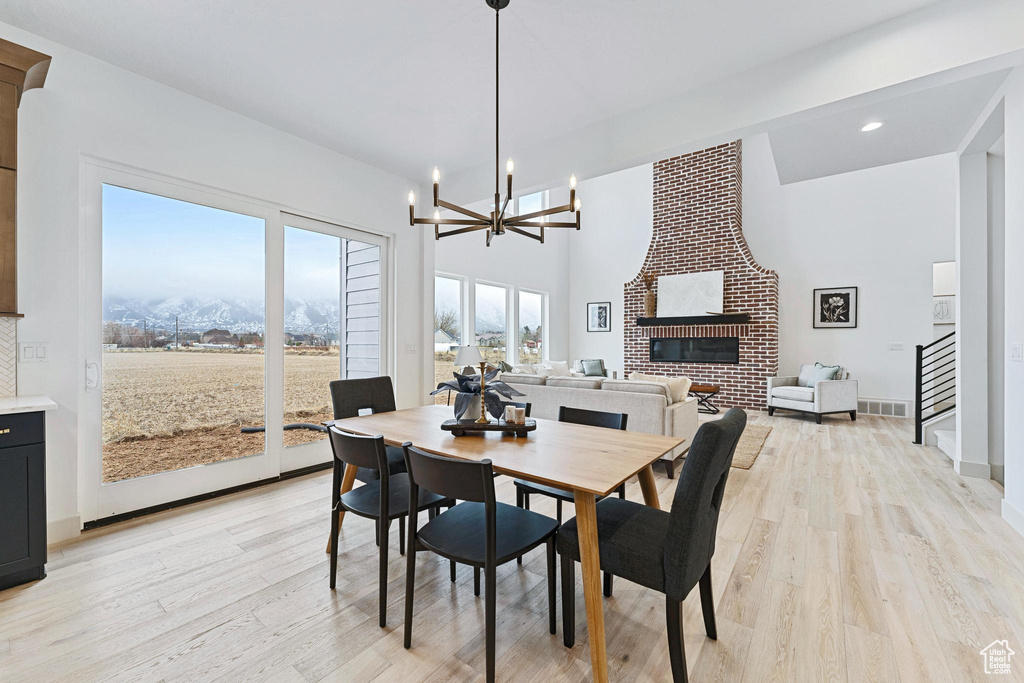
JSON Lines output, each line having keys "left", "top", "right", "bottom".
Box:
{"left": 935, "top": 429, "right": 956, "bottom": 458}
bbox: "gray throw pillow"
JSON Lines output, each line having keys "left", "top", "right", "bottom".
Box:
{"left": 808, "top": 363, "right": 840, "bottom": 385}
{"left": 798, "top": 365, "right": 817, "bottom": 387}
{"left": 581, "top": 359, "right": 605, "bottom": 377}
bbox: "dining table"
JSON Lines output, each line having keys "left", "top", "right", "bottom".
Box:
{"left": 327, "top": 403, "right": 684, "bottom": 683}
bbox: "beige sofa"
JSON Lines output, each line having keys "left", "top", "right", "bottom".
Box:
{"left": 499, "top": 373, "right": 698, "bottom": 478}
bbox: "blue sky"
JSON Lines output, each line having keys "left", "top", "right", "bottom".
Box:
{"left": 102, "top": 185, "right": 341, "bottom": 302}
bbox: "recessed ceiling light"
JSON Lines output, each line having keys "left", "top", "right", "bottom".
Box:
{"left": 860, "top": 121, "right": 884, "bottom": 132}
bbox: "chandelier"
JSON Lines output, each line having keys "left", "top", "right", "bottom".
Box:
{"left": 408, "top": 0, "right": 580, "bottom": 246}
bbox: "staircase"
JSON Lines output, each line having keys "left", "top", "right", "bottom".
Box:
{"left": 913, "top": 331, "right": 955, "bottom": 445}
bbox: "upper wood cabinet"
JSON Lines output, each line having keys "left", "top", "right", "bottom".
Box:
{"left": 0, "top": 38, "right": 51, "bottom": 316}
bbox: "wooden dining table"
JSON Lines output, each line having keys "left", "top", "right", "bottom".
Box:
{"left": 328, "top": 404, "right": 684, "bottom": 683}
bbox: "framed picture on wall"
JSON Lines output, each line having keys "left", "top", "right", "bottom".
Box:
{"left": 933, "top": 295, "right": 955, "bottom": 325}
{"left": 813, "top": 286, "right": 858, "bottom": 329}
{"left": 587, "top": 302, "right": 611, "bottom": 332}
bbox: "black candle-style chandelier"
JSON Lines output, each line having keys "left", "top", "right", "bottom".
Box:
{"left": 408, "top": 0, "right": 580, "bottom": 246}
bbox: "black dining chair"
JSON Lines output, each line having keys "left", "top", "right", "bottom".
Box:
{"left": 401, "top": 444, "right": 559, "bottom": 683}
{"left": 329, "top": 377, "right": 406, "bottom": 483}
{"left": 513, "top": 406, "right": 627, "bottom": 592}
{"left": 557, "top": 408, "right": 747, "bottom": 683}
{"left": 327, "top": 428, "right": 451, "bottom": 628}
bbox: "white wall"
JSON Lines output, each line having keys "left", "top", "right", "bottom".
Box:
{"left": 745, "top": 135, "right": 956, "bottom": 402}
{"left": 1002, "top": 66, "right": 1024, "bottom": 534}
{"left": 988, "top": 153, "right": 1005, "bottom": 483}
{"left": 565, "top": 134, "right": 956, "bottom": 403}
{"left": 433, "top": 192, "right": 571, "bottom": 362}
{"left": 567, "top": 165, "right": 652, "bottom": 377}
{"left": 4, "top": 21, "right": 428, "bottom": 538}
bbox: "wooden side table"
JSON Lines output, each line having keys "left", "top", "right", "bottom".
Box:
{"left": 688, "top": 384, "right": 721, "bottom": 414}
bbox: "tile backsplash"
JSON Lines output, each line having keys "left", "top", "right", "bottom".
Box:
{"left": 0, "top": 317, "right": 16, "bottom": 396}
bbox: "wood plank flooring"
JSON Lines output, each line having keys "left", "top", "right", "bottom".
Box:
{"left": 3, "top": 413, "right": 1024, "bottom": 681}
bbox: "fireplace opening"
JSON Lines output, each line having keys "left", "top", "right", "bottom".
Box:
{"left": 650, "top": 337, "right": 740, "bottom": 364}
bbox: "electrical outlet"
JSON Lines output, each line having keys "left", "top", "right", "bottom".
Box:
{"left": 19, "top": 342, "right": 49, "bottom": 363}
{"left": 1012, "top": 343, "right": 1023, "bottom": 362}
{"left": 888, "top": 342, "right": 904, "bottom": 351}
{"left": 404, "top": 343, "right": 418, "bottom": 354}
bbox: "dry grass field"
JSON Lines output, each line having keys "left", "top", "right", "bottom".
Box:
{"left": 102, "top": 349, "right": 339, "bottom": 481}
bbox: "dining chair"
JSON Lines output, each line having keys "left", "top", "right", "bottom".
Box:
{"left": 401, "top": 444, "right": 559, "bottom": 683}
{"left": 329, "top": 377, "right": 406, "bottom": 483}
{"left": 557, "top": 408, "right": 747, "bottom": 683}
{"left": 327, "top": 428, "right": 451, "bottom": 628}
{"left": 513, "top": 406, "right": 626, "bottom": 592}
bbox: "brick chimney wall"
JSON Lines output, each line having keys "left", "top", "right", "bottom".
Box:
{"left": 623, "top": 140, "right": 779, "bottom": 409}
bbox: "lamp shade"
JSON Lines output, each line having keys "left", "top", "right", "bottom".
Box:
{"left": 454, "top": 345, "right": 484, "bottom": 367}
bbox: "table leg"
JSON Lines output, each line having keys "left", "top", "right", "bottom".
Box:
{"left": 637, "top": 464, "right": 662, "bottom": 510}
{"left": 325, "top": 464, "right": 359, "bottom": 554}
{"left": 573, "top": 491, "right": 608, "bottom": 683}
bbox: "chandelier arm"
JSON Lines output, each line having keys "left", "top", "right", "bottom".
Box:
{"left": 434, "top": 200, "right": 491, "bottom": 223}
{"left": 413, "top": 217, "right": 488, "bottom": 226}
{"left": 498, "top": 194, "right": 511, "bottom": 222}
{"left": 505, "top": 204, "right": 574, "bottom": 224}
{"left": 505, "top": 226, "right": 543, "bottom": 242}
{"left": 508, "top": 220, "right": 576, "bottom": 229}
{"left": 437, "top": 225, "right": 492, "bottom": 239}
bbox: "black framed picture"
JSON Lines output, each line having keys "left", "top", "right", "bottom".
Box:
{"left": 587, "top": 302, "right": 611, "bottom": 332}
{"left": 813, "top": 286, "right": 857, "bottom": 328}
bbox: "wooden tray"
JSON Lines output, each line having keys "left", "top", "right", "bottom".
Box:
{"left": 440, "top": 418, "right": 536, "bottom": 437}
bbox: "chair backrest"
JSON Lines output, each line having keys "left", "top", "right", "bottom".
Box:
{"left": 502, "top": 401, "right": 532, "bottom": 418}
{"left": 401, "top": 444, "right": 495, "bottom": 505}
{"left": 328, "top": 427, "right": 389, "bottom": 473}
{"left": 663, "top": 408, "right": 746, "bottom": 601}
{"left": 558, "top": 405, "right": 628, "bottom": 431}
{"left": 329, "top": 376, "right": 397, "bottom": 420}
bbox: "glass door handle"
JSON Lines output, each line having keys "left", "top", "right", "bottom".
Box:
{"left": 85, "top": 361, "right": 99, "bottom": 391}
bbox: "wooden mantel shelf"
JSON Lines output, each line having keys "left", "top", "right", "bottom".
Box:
{"left": 636, "top": 313, "right": 750, "bottom": 326}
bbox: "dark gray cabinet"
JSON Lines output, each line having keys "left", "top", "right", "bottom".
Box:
{"left": 0, "top": 411, "right": 47, "bottom": 590}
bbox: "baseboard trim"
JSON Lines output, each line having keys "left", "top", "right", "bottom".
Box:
{"left": 47, "top": 516, "right": 81, "bottom": 544}
{"left": 954, "top": 458, "right": 991, "bottom": 479}
{"left": 1002, "top": 498, "right": 1024, "bottom": 538}
{"left": 991, "top": 464, "right": 1005, "bottom": 484}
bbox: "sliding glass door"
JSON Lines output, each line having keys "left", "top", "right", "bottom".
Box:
{"left": 81, "top": 163, "right": 389, "bottom": 521}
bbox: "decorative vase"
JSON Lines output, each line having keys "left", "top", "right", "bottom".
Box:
{"left": 461, "top": 394, "right": 482, "bottom": 421}
{"left": 643, "top": 290, "right": 656, "bottom": 317}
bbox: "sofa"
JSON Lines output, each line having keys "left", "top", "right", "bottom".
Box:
{"left": 499, "top": 372, "right": 698, "bottom": 478}
{"left": 766, "top": 364, "right": 858, "bottom": 423}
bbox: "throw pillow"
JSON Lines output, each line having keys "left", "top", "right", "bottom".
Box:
{"left": 544, "top": 361, "right": 572, "bottom": 376}
{"left": 798, "top": 365, "right": 817, "bottom": 387}
{"left": 628, "top": 371, "right": 692, "bottom": 403}
{"left": 498, "top": 360, "right": 514, "bottom": 373}
{"left": 511, "top": 364, "right": 534, "bottom": 374}
{"left": 807, "top": 363, "right": 840, "bottom": 385}
{"left": 815, "top": 361, "right": 844, "bottom": 380}
{"left": 581, "top": 359, "right": 605, "bottom": 377}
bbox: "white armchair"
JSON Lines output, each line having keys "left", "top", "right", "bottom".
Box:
{"left": 767, "top": 365, "right": 858, "bottom": 423}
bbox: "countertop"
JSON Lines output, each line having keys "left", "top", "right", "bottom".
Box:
{"left": 0, "top": 395, "right": 57, "bottom": 415}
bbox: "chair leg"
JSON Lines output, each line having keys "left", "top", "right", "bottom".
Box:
{"left": 398, "top": 516, "right": 405, "bottom": 556}
{"left": 560, "top": 554, "right": 575, "bottom": 648}
{"left": 699, "top": 563, "right": 717, "bottom": 640}
{"left": 546, "top": 538, "right": 557, "bottom": 635}
{"left": 603, "top": 572, "right": 613, "bottom": 598}
{"left": 666, "top": 596, "right": 687, "bottom": 683}
{"left": 329, "top": 504, "right": 340, "bottom": 589}
{"left": 767, "top": 406, "right": 775, "bottom": 416}
{"left": 850, "top": 410, "right": 857, "bottom": 421}
{"left": 664, "top": 459, "right": 675, "bottom": 479}
{"left": 428, "top": 506, "right": 436, "bottom": 520}
{"left": 450, "top": 560, "right": 457, "bottom": 582}
{"left": 523, "top": 493, "right": 530, "bottom": 510}
{"left": 375, "top": 519, "right": 380, "bottom": 547}
{"left": 516, "top": 489, "right": 524, "bottom": 565}
{"left": 816, "top": 413, "right": 823, "bottom": 425}
{"left": 485, "top": 562, "right": 497, "bottom": 683}
{"left": 474, "top": 566, "right": 481, "bottom": 597}
{"left": 617, "top": 483, "right": 626, "bottom": 499}
{"left": 379, "top": 518, "right": 390, "bottom": 628}
{"left": 556, "top": 499, "right": 562, "bottom": 525}
{"left": 403, "top": 519, "right": 416, "bottom": 649}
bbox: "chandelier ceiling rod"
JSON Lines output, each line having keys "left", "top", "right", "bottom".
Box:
{"left": 408, "top": 0, "right": 582, "bottom": 246}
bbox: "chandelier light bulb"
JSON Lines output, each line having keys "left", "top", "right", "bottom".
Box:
{"left": 574, "top": 197, "right": 582, "bottom": 212}
{"left": 569, "top": 174, "right": 577, "bottom": 190}
{"left": 408, "top": 191, "right": 415, "bottom": 205}
{"left": 433, "top": 209, "right": 440, "bottom": 221}
{"left": 506, "top": 157, "right": 515, "bottom": 175}
{"left": 432, "top": 167, "right": 440, "bottom": 183}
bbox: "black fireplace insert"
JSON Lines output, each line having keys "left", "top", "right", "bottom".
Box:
{"left": 650, "top": 337, "right": 740, "bottom": 364}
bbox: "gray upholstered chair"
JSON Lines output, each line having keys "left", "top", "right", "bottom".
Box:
{"left": 766, "top": 364, "right": 858, "bottom": 423}
{"left": 557, "top": 408, "right": 747, "bottom": 683}
{"left": 329, "top": 376, "right": 406, "bottom": 483}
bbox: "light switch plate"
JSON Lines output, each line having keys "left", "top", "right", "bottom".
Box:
{"left": 404, "top": 343, "right": 418, "bottom": 354}
{"left": 888, "top": 342, "right": 904, "bottom": 351}
{"left": 1012, "top": 343, "right": 1023, "bottom": 362}
{"left": 19, "top": 342, "right": 49, "bottom": 363}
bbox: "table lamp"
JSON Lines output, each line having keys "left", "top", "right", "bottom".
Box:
{"left": 453, "top": 346, "right": 489, "bottom": 423}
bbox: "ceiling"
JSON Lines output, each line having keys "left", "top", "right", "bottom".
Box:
{"left": 0, "top": 0, "right": 946, "bottom": 181}
{"left": 768, "top": 70, "right": 1008, "bottom": 184}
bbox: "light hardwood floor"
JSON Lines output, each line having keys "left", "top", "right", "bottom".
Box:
{"left": 3, "top": 413, "right": 1023, "bottom": 682}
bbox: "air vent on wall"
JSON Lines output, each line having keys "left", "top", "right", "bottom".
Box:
{"left": 857, "top": 399, "right": 910, "bottom": 418}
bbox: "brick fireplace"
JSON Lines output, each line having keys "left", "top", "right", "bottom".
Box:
{"left": 623, "top": 140, "right": 778, "bottom": 409}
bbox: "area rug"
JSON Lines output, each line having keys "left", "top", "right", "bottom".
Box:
{"left": 731, "top": 424, "right": 772, "bottom": 470}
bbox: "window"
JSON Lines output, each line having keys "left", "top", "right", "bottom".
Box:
{"left": 517, "top": 190, "right": 546, "bottom": 217}
{"left": 434, "top": 275, "right": 463, "bottom": 404}
{"left": 101, "top": 184, "right": 266, "bottom": 482}
{"left": 475, "top": 282, "right": 508, "bottom": 364}
{"left": 518, "top": 290, "right": 544, "bottom": 362}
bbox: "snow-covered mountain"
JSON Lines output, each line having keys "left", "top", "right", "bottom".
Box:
{"left": 103, "top": 296, "right": 339, "bottom": 335}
